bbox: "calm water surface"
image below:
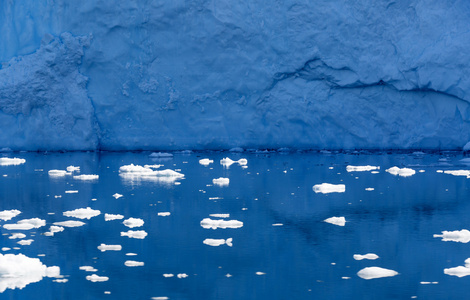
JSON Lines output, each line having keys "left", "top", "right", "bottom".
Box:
{"left": 1, "top": 151, "right": 470, "bottom": 299}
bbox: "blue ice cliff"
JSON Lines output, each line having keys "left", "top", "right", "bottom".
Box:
{"left": 1, "top": 1, "right": 470, "bottom": 151}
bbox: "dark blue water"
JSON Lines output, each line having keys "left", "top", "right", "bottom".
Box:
{"left": 1, "top": 151, "right": 470, "bottom": 299}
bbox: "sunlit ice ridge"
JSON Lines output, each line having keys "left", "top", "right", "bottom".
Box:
{"left": 1, "top": 1, "right": 470, "bottom": 152}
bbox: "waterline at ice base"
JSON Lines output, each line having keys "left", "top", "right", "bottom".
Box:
{"left": 1, "top": 1, "right": 470, "bottom": 151}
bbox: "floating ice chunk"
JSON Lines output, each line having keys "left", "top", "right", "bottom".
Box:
{"left": 0, "top": 158, "right": 26, "bottom": 166}
{"left": 86, "top": 274, "right": 109, "bottom": 282}
{"left": 65, "top": 190, "right": 78, "bottom": 194}
{"left": 151, "top": 297, "right": 169, "bottom": 300}
{"left": 123, "top": 218, "right": 144, "bottom": 228}
{"left": 346, "top": 165, "right": 380, "bottom": 172}
{"left": 79, "top": 266, "right": 97, "bottom": 272}
{"left": 365, "top": 188, "right": 374, "bottom": 191}
{"left": 220, "top": 157, "right": 248, "bottom": 168}
{"left": 163, "top": 274, "right": 174, "bottom": 278}
{"left": 73, "top": 174, "right": 99, "bottom": 181}
{"left": 149, "top": 152, "right": 173, "bottom": 158}
{"left": 324, "top": 216, "right": 346, "bottom": 226}
{"left": 54, "top": 279, "right": 68, "bottom": 283}
{"left": 113, "top": 193, "right": 123, "bottom": 199}
{"left": 9, "top": 233, "right": 26, "bottom": 239}
{"left": 17, "top": 218, "right": 46, "bottom": 228}
{"left": 157, "top": 212, "right": 170, "bottom": 217}
{"left": 104, "top": 213, "right": 124, "bottom": 221}
{"left": 53, "top": 220, "right": 85, "bottom": 227}
{"left": 433, "top": 229, "right": 470, "bottom": 243}
{"left": 312, "top": 183, "right": 345, "bottom": 194}
{"left": 3, "top": 223, "right": 34, "bottom": 230}
{"left": 465, "top": 258, "right": 470, "bottom": 267}
{"left": 256, "top": 272, "right": 266, "bottom": 275}
{"left": 155, "top": 169, "right": 184, "bottom": 178}
{"left": 144, "top": 164, "right": 162, "bottom": 169}
{"left": 48, "top": 170, "right": 71, "bottom": 177}
{"left": 177, "top": 273, "right": 188, "bottom": 278}
{"left": 63, "top": 207, "right": 101, "bottom": 220}
{"left": 49, "top": 226, "right": 64, "bottom": 234}
{"left": 119, "top": 164, "right": 184, "bottom": 184}
{"left": 124, "top": 261, "right": 144, "bottom": 267}
{"left": 213, "top": 177, "right": 229, "bottom": 186}
{"left": 97, "top": 244, "right": 122, "bottom": 252}
{"left": 200, "top": 218, "right": 243, "bottom": 229}
{"left": 203, "top": 238, "right": 233, "bottom": 247}
{"left": 385, "top": 166, "right": 415, "bottom": 177}
{"left": 119, "top": 164, "right": 155, "bottom": 174}
{"left": 0, "top": 209, "right": 21, "bottom": 221}
{"left": 357, "top": 267, "right": 398, "bottom": 280}
{"left": 1, "top": 248, "right": 10, "bottom": 251}
{"left": 354, "top": 253, "right": 379, "bottom": 260}
{"left": 0, "top": 254, "right": 61, "bottom": 292}
{"left": 444, "top": 266, "right": 470, "bottom": 277}
{"left": 17, "top": 239, "right": 34, "bottom": 246}
{"left": 199, "top": 158, "right": 214, "bottom": 166}
{"left": 66, "top": 166, "right": 80, "bottom": 172}
{"left": 443, "top": 170, "right": 470, "bottom": 177}
{"left": 209, "top": 214, "right": 230, "bottom": 218}
{"left": 121, "top": 230, "right": 148, "bottom": 239}
{"left": 272, "top": 223, "right": 283, "bottom": 226}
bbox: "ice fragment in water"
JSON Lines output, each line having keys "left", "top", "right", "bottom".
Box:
{"left": 48, "top": 170, "right": 71, "bottom": 177}
{"left": 203, "top": 238, "right": 233, "bottom": 247}
{"left": 354, "top": 253, "right": 379, "bottom": 260}
{"left": 346, "top": 165, "right": 380, "bottom": 172}
{"left": 66, "top": 166, "right": 80, "bottom": 172}
{"left": 53, "top": 220, "right": 85, "bottom": 227}
{"left": 177, "top": 273, "right": 188, "bottom": 278}
{"left": 385, "top": 166, "right": 415, "bottom": 177}
{"left": 357, "top": 267, "right": 398, "bottom": 279}
{"left": 63, "top": 207, "right": 101, "bottom": 219}
{"left": 0, "top": 158, "right": 26, "bottom": 166}
{"left": 97, "top": 244, "right": 122, "bottom": 252}
{"left": 79, "top": 266, "right": 97, "bottom": 272}
{"left": 312, "top": 183, "right": 345, "bottom": 194}
{"left": 0, "top": 209, "right": 21, "bottom": 221}
{"left": 157, "top": 212, "right": 170, "bottom": 216}
{"left": 86, "top": 274, "right": 109, "bottom": 282}
{"left": 123, "top": 217, "right": 144, "bottom": 228}
{"left": 212, "top": 177, "right": 229, "bottom": 186}
{"left": 121, "top": 230, "right": 148, "bottom": 239}
{"left": 444, "top": 266, "right": 470, "bottom": 277}
{"left": 9, "top": 233, "right": 26, "bottom": 239}
{"left": 73, "top": 174, "right": 99, "bottom": 180}
{"left": 200, "top": 218, "right": 243, "bottom": 229}
{"left": 199, "top": 158, "right": 214, "bottom": 166}
{"left": 149, "top": 152, "right": 173, "bottom": 158}
{"left": 113, "top": 193, "right": 123, "bottom": 199}
{"left": 104, "top": 213, "right": 124, "bottom": 221}
{"left": 324, "top": 216, "right": 346, "bottom": 226}
{"left": 433, "top": 229, "right": 470, "bottom": 243}
{"left": 209, "top": 214, "right": 230, "bottom": 218}
{"left": 220, "top": 157, "right": 247, "bottom": 168}
{"left": 124, "top": 261, "right": 144, "bottom": 267}
{"left": 17, "top": 239, "right": 34, "bottom": 246}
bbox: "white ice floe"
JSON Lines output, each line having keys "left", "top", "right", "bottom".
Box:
{"left": 121, "top": 230, "right": 148, "bottom": 239}
{"left": 200, "top": 218, "right": 243, "bottom": 229}
{"left": 144, "top": 164, "right": 163, "bottom": 169}
{"left": 63, "top": 207, "right": 101, "bottom": 220}
{"left": 119, "top": 164, "right": 184, "bottom": 184}
{"left": 444, "top": 266, "right": 470, "bottom": 277}
{"left": 433, "top": 229, "right": 470, "bottom": 243}
{"left": 177, "top": 273, "right": 188, "bottom": 278}
{"left": 73, "top": 174, "right": 99, "bottom": 181}
{"left": 385, "top": 166, "right": 415, "bottom": 177}
{"left": 113, "top": 193, "right": 123, "bottom": 199}
{"left": 272, "top": 223, "right": 283, "bottom": 226}
{"left": 44, "top": 226, "right": 64, "bottom": 236}
{"left": 443, "top": 170, "right": 470, "bottom": 178}
{"left": 17, "top": 239, "right": 34, "bottom": 246}
{"left": 86, "top": 274, "right": 109, "bottom": 282}
{"left": 357, "top": 267, "right": 398, "bottom": 280}
{"left": 0, "top": 157, "right": 26, "bottom": 166}
{"left": 149, "top": 152, "right": 173, "bottom": 158}
{"left": 365, "top": 188, "right": 374, "bottom": 191}
{"left": 53, "top": 220, "right": 85, "bottom": 227}
{"left": 54, "top": 279, "right": 68, "bottom": 283}
{"left": 126, "top": 253, "right": 138, "bottom": 256}
{"left": 48, "top": 170, "right": 71, "bottom": 177}
{"left": 3, "top": 223, "right": 35, "bottom": 230}
{"left": 9, "top": 233, "right": 26, "bottom": 239}
{"left": 346, "top": 165, "right": 380, "bottom": 172}
{"left": 220, "top": 157, "right": 248, "bottom": 168}
{"left": 0, "top": 254, "right": 61, "bottom": 292}
{"left": 123, "top": 217, "right": 144, "bottom": 228}
{"left": 203, "top": 238, "right": 233, "bottom": 247}
{"left": 324, "top": 216, "right": 346, "bottom": 226}
{"left": 151, "top": 297, "right": 169, "bottom": 300}
{"left": 0, "top": 209, "right": 21, "bottom": 221}
{"left": 97, "top": 244, "right": 122, "bottom": 252}
{"left": 17, "top": 218, "right": 46, "bottom": 228}
{"left": 312, "top": 183, "right": 345, "bottom": 194}
{"left": 66, "top": 166, "right": 80, "bottom": 172}
{"left": 163, "top": 274, "right": 174, "bottom": 278}
{"left": 124, "top": 261, "right": 144, "bottom": 267}
{"left": 65, "top": 190, "right": 78, "bottom": 194}
{"left": 209, "top": 214, "right": 230, "bottom": 218}
{"left": 157, "top": 212, "right": 170, "bottom": 217}
{"left": 212, "top": 177, "right": 229, "bottom": 186}
{"left": 256, "top": 272, "right": 266, "bottom": 275}
{"left": 199, "top": 158, "right": 214, "bottom": 166}
{"left": 354, "top": 253, "right": 379, "bottom": 260}
{"left": 104, "top": 213, "right": 124, "bottom": 221}
{"left": 79, "top": 266, "right": 97, "bottom": 272}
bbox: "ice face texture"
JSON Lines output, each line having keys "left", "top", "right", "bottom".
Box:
{"left": 1, "top": 1, "right": 470, "bottom": 150}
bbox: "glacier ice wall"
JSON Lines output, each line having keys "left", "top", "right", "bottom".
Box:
{"left": 1, "top": 1, "right": 470, "bottom": 150}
